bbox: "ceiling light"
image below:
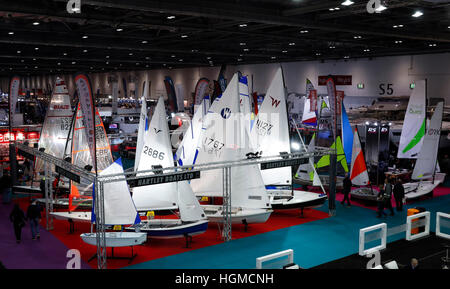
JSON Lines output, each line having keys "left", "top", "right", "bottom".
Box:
{"left": 142, "top": 40, "right": 148, "bottom": 44}
{"left": 239, "top": 23, "right": 247, "bottom": 27}
{"left": 33, "top": 58, "right": 36, "bottom": 61}
{"left": 429, "top": 43, "right": 437, "bottom": 47}
{"left": 136, "top": 62, "right": 140, "bottom": 65}
{"left": 116, "top": 28, "right": 123, "bottom": 32}
{"left": 329, "top": 8, "right": 335, "bottom": 11}
{"left": 316, "top": 52, "right": 321, "bottom": 56}
{"left": 271, "top": 56, "right": 276, "bottom": 59}
{"left": 83, "top": 49, "right": 87, "bottom": 52}
{"left": 106, "top": 55, "right": 109, "bottom": 58}
{"left": 344, "top": 56, "right": 350, "bottom": 59}
{"left": 72, "top": 61, "right": 76, "bottom": 64}
{"left": 35, "top": 47, "right": 39, "bottom": 50}
{"left": 364, "top": 49, "right": 370, "bottom": 52}
{"left": 179, "top": 59, "right": 183, "bottom": 62}
{"left": 129, "top": 52, "right": 133, "bottom": 55}
{"left": 335, "top": 7, "right": 340, "bottom": 10}
{"left": 237, "top": 58, "right": 242, "bottom": 61}
{"left": 395, "top": 40, "right": 402, "bottom": 44}
{"left": 145, "top": 56, "right": 150, "bottom": 60}
{"left": 63, "top": 52, "right": 67, "bottom": 56}
{"left": 32, "top": 22, "right": 39, "bottom": 26}
{"left": 82, "top": 35, "right": 88, "bottom": 39}
{"left": 8, "top": 31, "right": 14, "bottom": 35}
{"left": 106, "top": 61, "right": 109, "bottom": 64}
{"left": 167, "top": 15, "right": 176, "bottom": 20}
{"left": 282, "top": 50, "right": 288, "bottom": 53}
{"left": 243, "top": 48, "right": 249, "bottom": 51}
{"left": 206, "top": 56, "right": 211, "bottom": 60}
{"left": 341, "top": 0, "right": 354, "bottom": 6}
{"left": 354, "top": 35, "right": 362, "bottom": 39}
{"left": 289, "top": 42, "right": 295, "bottom": 46}
{"left": 17, "top": 50, "right": 21, "bottom": 54}
{"left": 34, "top": 66, "right": 38, "bottom": 69}
{"left": 57, "top": 63, "right": 61, "bottom": 65}
{"left": 240, "top": 42, "right": 246, "bottom": 46}
{"left": 329, "top": 46, "right": 335, "bottom": 49}
{"left": 412, "top": 11, "right": 423, "bottom": 18}
{"left": 181, "top": 35, "right": 188, "bottom": 38}
{"left": 171, "top": 55, "right": 176, "bottom": 58}
{"left": 300, "top": 30, "right": 309, "bottom": 34}
{"left": 21, "top": 60, "right": 24, "bottom": 62}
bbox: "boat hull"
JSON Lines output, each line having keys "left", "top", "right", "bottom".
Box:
{"left": 35, "top": 198, "right": 92, "bottom": 209}
{"left": 80, "top": 232, "right": 147, "bottom": 247}
{"left": 269, "top": 190, "right": 327, "bottom": 210}
{"left": 50, "top": 211, "right": 92, "bottom": 223}
{"left": 127, "top": 219, "right": 209, "bottom": 239}
{"left": 201, "top": 205, "right": 272, "bottom": 224}
{"left": 350, "top": 187, "right": 378, "bottom": 202}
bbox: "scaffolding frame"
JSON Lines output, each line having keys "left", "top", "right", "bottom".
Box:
{"left": 17, "top": 142, "right": 335, "bottom": 269}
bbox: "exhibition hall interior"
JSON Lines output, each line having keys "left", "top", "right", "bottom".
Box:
{"left": 0, "top": 0, "right": 449, "bottom": 271}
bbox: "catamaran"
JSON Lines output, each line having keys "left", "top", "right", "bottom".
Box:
{"left": 128, "top": 96, "right": 209, "bottom": 238}
{"left": 189, "top": 73, "right": 273, "bottom": 224}
{"left": 250, "top": 68, "right": 327, "bottom": 212}
{"left": 80, "top": 158, "right": 147, "bottom": 247}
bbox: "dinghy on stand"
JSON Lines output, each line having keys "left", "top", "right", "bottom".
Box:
{"left": 80, "top": 158, "right": 147, "bottom": 262}
{"left": 403, "top": 101, "right": 446, "bottom": 200}
{"left": 250, "top": 68, "right": 326, "bottom": 215}
{"left": 128, "top": 96, "right": 208, "bottom": 243}
{"left": 190, "top": 73, "right": 273, "bottom": 226}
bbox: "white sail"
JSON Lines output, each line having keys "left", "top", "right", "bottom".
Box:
{"left": 350, "top": 128, "right": 369, "bottom": 186}
{"left": 412, "top": 102, "right": 443, "bottom": 180}
{"left": 101, "top": 158, "right": 140, "bottom": 225}
{"left": 35, "top": 78, "right": 72, "bottom": 174}
{"left": 301, "top": 98, "right": 317, "bottom": 126}
{"left": 190, "top": 73, "right": 270, "bottom": 209}
{"left": 397, "top": 80, "right": 426, "bottom": 159}
{"left": 134, "top": 96, "right": 147, "bottom": 171}
{"left": 175, "top": 98, "right": 206, "bottom": 167}
{"left": 132, "top": 97, "right": 178, "bottom": 211}
{"left": 177, "top": 181, "right": 207, "bottom": 222}
{"left": 239, "top": 74, "right": 252, "bottom": 136}
{"left": 250, "top": 68, "right": 291, "bottom": 186}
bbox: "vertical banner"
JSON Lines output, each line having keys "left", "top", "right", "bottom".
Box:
{"left": 194, "top": 78, "right": 210, "bottom": 106}
{"left": 74, "top": 73, "right": 97, "bottom": 172}
{"left": 175, "top": 84, "right": 186, "bottom": 112}
{"left": 365, "top": 124, "right": 379, "bottom": 184}
{"left": 9, "top": 76, "right": 20, "bottom": 130}
{"left": 378, "top": 124, "right": 390, "bottom": 180}
{"left": 164, "top": 76, "right": 178, "bottom": 112}
{"left": 310, "top": 90, "right": 317, "bottom": 111}
{"left": 111, "top": 82, "right": 118, "bottom": 116}
{"left": 326, "top": 77, "right": 337, "bottom": 139}
{"left": 336, "top": 90, "right": 345, "bottom": 115}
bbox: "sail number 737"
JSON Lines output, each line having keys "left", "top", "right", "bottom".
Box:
{"left": 143, "top": 146, "right": 165, "bottom": 160}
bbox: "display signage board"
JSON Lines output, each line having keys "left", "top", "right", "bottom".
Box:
{"left": 261, "top": 158, "right": 308, "bottom": 170}
{"left": 127, "top": 170, "right": 200, "bottom": 188}
{"left": 318, "top": 75, "right": 352, "bottom": 86}
{"left": 55, "top": 165, "right": 81, "bottom": 183}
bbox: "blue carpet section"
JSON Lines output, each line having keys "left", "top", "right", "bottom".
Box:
{"left": 124, "top": 195, "right": 450, "bottom": 270}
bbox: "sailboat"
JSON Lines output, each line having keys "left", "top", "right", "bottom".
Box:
{"left": 19, "top": 78, "right": 72, "bottom": 195}
{"left": 128, "top": 96, "right": 208, "bottom": 238}
{"left": 50, "top": 103, "right": 114, "bottom": 222}
{"left": 348, "top": 128, "right": 376, "bottom": 201}
{"left": 80, "top": 158, "right": 147, "bottom": 247}
{"left": 189, "top": 73, "right": 273, "bottom": 224}
{"left": 250, "top": 68, "right": 326, "bottom": 211}
{"left": 402, "top": 101, "right": 446, "bottom": 199}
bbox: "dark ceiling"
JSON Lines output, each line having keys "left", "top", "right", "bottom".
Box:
{"left": 1, "top": 0, "right": 450, "bottom": 76}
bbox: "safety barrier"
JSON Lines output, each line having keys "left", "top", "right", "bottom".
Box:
{"left": 436, "top": 212, "right": 450, "bottom": 240}
{"left": 359, "top": 211, "right": 449, "bottom": 258}
{"left": 256, "top": 249, "right": 294, "bottom": 269}
{"left": 406, "top": 211, "right": 430, "bottom": 241}
{"left": 359, "top": 223, "right": 387, "bottom": 256}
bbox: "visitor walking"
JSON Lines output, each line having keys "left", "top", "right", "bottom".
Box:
{"left": 9, "top": 204, "right": 26, "bottom": 243}
{"left": 393, "top": 179, "right": 405, "bottom": 211}
{"left": 1, "top": 170, "right": 12, "bottom": 204}
{"left": 384, "top": 178, "right": 395, "bottom": 216}
{"left": 376, "top": 184, "right": 387, "bottom": 218}
{"left": 26, "top": 199, "right": 41, "bottom": 240}
{"left": 341, "top": 173, "right": 352, "bottom": 207}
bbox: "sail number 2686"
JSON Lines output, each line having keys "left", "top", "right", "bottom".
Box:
{"left": 143, "top": 146, "right": 165, "bottom": 160}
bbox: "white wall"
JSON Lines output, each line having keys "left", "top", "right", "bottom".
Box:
{"left": 3, "top": 52, "right": 450, "bottom": 105}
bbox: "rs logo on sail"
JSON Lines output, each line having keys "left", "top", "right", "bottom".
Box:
{"left": 270, "top": 96, "right": 280, "bottom": 108}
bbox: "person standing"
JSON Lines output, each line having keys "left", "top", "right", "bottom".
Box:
{"left": 1, "top": 170, "right": 12, "bottom": 204}
{"left": 26, "top": 199, "right": 41, "bottom": 240}
{"left": 9, "top": 204, "right": 26, "bottom": 243}
{"left": 376, "top": 184, "right": 387, "bottom": 218}
{"left": 393, "top": 179, "right": 405, "bottom": 211}
{"left": 384, "top": 178, "right": 395, "bottom": 216}
{"left": 341, "top": 173, "right": 352, "bottom": 207}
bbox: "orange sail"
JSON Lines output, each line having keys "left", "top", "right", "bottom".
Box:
{"left": 350, "top": 128, "right": 369, "bottom": 186}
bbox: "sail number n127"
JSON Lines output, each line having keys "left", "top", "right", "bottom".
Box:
{"left": 143, "top": 146, "right": 165, "bottom": 160}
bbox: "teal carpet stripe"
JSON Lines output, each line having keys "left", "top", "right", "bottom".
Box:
{"left": 124, "top": 194, "right": 450, "bottom": 269}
